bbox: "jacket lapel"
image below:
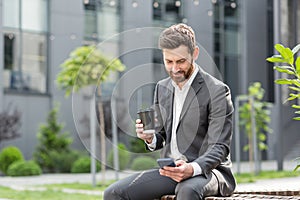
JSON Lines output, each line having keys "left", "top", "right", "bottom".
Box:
{"left": 162, "top": 80, "right": 174, "bottom": 141}
{"left": 178, "top": 70, "right": 204, "bottom": 127}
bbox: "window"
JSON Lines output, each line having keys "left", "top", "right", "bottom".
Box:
{"left": 153, "top": 0, "right": 182, "bottom": 24}
{"left": 213, "top": 0, "right": 240, "bottom": 99}
{"left": 2, "top": 0, "right": 48, "bottom": 93}
{"left": 84, "top": 0, "right": 120, "bottom": 41}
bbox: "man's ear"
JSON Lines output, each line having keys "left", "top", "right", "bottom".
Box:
{"left": 193, "top": 46, "right": 199, "bottom": 61}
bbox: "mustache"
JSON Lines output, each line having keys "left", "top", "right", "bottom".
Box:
{"left": 170, "top": 71, "right": 185, "bottom": 75}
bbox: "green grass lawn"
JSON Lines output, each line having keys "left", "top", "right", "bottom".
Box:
{"left": 0, "top": 186, "right": 102, "bottom": 200}
{"left": 0, "top": 170, "right": 299, "bottom": 199}
{"left": 234, "top": 170, "right": 300, "bottom": 183}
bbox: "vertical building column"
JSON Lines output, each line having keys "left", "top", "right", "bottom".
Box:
{"left": 118, "top": 0, "right": 154, "bottom": 135}
{"left": 273, "top": 0, "right": 283, "bottom": 171}
{"left": 0, "top": 0, "right": 4, "bottom": 111}
{"left": 48, "top": 0, "right": 84, "bottom": 146}
{"left": 183, "top": 0, "right": 217, "bottom": 78}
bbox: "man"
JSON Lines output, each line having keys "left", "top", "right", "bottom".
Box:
{"left": 104, "top": 23, "right": 236, "bottom": 200}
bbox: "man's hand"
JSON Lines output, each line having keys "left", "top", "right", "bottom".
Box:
{"left": 136, "top": 119, "right": 154, "bottom": 144}
{"left": 159, "top": 160, "right": 194, "bottom": 182}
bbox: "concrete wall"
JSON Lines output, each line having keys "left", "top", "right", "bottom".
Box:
{"left": 240, "top": 0, "right": 269, "bottom": 94}
{"left": 183, "top": 0, "right": 218, "bottom": 80}
{"left": 0, "top": 0, "right": 86, "bottom": 158}
{"left": 2, "top": 94, "right": 50, "bottom": 159}
{"left": 118, "top": 0, "right": 154, "bottom": 139}
{"left": 49, "top": 0, "right": 85, "bottom": 150}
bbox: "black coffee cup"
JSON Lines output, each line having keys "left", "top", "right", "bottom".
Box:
{"left": 137, "top": 108, "right": 155, "bottom": 134}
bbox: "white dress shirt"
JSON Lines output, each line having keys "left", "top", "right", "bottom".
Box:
{"left": 147, "top": 65, "right": 202, "bottom": 176}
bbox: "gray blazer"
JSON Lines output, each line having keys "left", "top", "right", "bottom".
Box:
{"left": 152, "top": 65, "right": 236, "bottom": 196}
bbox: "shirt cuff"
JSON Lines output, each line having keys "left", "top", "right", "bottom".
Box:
{"left": 146, "top": 135, "right": 157, "bottom": 151}
{"left": 190, "top": 162, "right": 202, "bottom": 177}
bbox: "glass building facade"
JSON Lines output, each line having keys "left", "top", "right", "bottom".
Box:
{"left": 213, "top": 0, "right": 240, "bottom": 99}
{"left": 1, "top": 0, "right": 299, "bottom": 162}
{"left": 83, "top": 0, "right": 121, "bottom": 97}
{"left": 3, "top": 0, "right": 48, "bottom": 93}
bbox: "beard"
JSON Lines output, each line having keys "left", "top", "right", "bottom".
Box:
{"left": 169, "top": 63, "right": 194, "bottom": 84}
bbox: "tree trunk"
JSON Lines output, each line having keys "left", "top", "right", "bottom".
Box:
{"left": 248, "top": 133, "right": 254, "bottom": 174}
{"left": 248, "top": 98, "right": 254, "bottom": 174}
{"left": 97, "top": 86, "right": 106, "bottom": 184}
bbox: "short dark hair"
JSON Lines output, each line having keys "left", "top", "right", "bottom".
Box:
{"left": 158, "top": 23, "right": 196, "bottom": 55}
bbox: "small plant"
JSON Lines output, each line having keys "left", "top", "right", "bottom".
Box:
{"left": 266, "top": 43, "right": 300, "bottom": 120}
{"left": 267, "top": 43, "right": 300, "bottom": 171}
{"left": 239, "top": 82, "right": 272, "bottom": 172}
{"left": 131, "top": 156, "right": 157, "bottom": 171}
{"left": 71, "top": 156, "right": 101, "bottom": 173}
{"left": 0, "top": 146, "right": 24, "bottom": 175}
{"left": 7, "top": 160, "right": 42, "bottom": 176}
{"left": 107, "top": 143, "right": 131, "bottom": 170}
{"left": 34, "top": 104, "right": 73, "bottom": 173}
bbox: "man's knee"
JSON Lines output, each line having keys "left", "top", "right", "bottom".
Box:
{"left": 104, "top": 184, "right": 126, "bottom": 200}
{"left": 175, "top": 182, "right": 202, "bottom": 199}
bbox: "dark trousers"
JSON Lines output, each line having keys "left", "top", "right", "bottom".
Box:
{"left": 104, "top": 169, "right": 219, "bottom": 200}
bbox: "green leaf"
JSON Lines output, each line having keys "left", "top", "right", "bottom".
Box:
{"left": 289, "top": 86, "right": 300, "bottom": 92}
{"left": 274, "top": 79, "right": 293, "bottom": 85}
{"left": 296, "top": 57, "right": 300, "bottom": 77}
{"left": 275, "top": 44, "right": 294, "bottom": 65}
{"left": 290, "top": 93, "right": 300, "bottom": 98}
{"left": 286, "top": 93, "right": 300, "bottom": 101}
{"left": 273, "top": 66, "right": 295, "bottom": 75}
{"left": 292, "top": 44, "right": 300, "bottom": 55}
{"left": 292, "top": 105, "right": 300, "bottom": 109}
{"left": 292, "top": 80, "right": 300, "bottom": 87}
{"left": 293, "top": 117, "right": 300, "bottom": 120}
{"left": 276, "top": 65, "right": 295, "bottom": 70}
{"left": 266, "top": 56, "right": 287, "bottom": 63}
{"left": 295, "top": 111, "right": 300, "bottom": 114}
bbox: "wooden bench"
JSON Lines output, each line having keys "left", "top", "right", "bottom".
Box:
{"left": 160, "top": 190, "right": 300, "bottom": 200}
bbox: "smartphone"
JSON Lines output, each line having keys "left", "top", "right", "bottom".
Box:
{"left": 157, "top": 158, "right": 176, "bottom": 168}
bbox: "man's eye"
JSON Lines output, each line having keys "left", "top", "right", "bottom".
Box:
{"left": 177, "top": 59, "right": 186, "bottom": 64}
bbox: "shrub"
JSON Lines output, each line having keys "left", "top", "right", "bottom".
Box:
{"left": 107, "top": 143, "right": 130, "bottom": 170}
{"left": 48, "top": 150, "right": 80, "bottom": 173}
{"left": 0, "top": 146, "right": 24, "bottom": 175}
{"left": 131, "top": 156, "right": 157, "bottom": 171}
{"left": 71, "top": 156, "right": 101, "bottom": 173}
{"left": 7, "top": 160, "right": 42, "bottom": 176}
{"left": 34, "top": 104, "right": 73, "bottom": 173}
{"left": 129, "top": 138, "right": 147, "bottom": 153}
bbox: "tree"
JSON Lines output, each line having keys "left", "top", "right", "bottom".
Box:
{"left": 266, "top": 43, "right": 300, "bottom": 171}
{"left": 56, "top": 45, "right": 125, "bottom": 181}
{"left": 34, "top": 104, "right": 73, "bottom": 173}
{"left": 239, "top": 82, "right": 272, "bottom": 173}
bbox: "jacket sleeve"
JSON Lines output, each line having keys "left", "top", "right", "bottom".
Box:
{"left": 194, "top": 84, "right": 234, "bottom": 178}
{"left": 145, "top": 83, "right": 166, "bottom": 151}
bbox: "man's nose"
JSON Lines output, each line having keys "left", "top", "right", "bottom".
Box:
{"left": 171, "top": 63, "right": 180, "bottom": 72}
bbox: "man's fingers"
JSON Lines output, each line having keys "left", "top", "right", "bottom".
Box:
{"left": 159, "top": 168, "right": 183, "bottom": 182}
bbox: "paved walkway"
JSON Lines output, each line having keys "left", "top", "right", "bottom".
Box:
{"left": 0, "top": 160, "right": 299, "bottom": 197}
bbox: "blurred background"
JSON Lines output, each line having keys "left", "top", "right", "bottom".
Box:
{"left": 0, "top": 0, "right": 299, "bottom": 172}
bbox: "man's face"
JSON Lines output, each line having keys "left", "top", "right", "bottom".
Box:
{"left": 162, "top": 45, "right": 194, "bottom": 85}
